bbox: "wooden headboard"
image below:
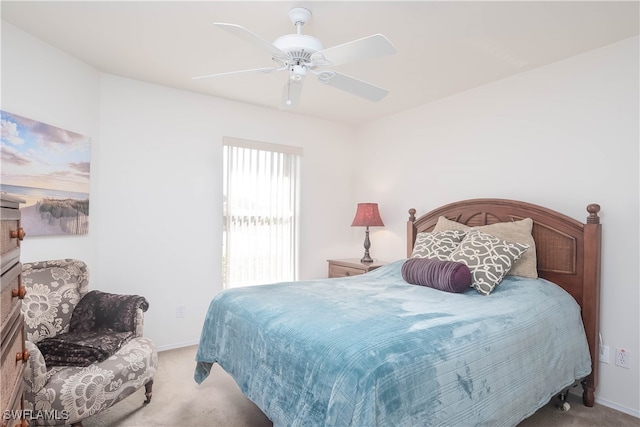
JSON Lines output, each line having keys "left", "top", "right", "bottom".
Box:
{"left": 406, "top": 198, "right": 601, "bottom": 407}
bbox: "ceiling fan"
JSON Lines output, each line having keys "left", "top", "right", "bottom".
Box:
{"left": 193, "top": 7, "right": 397, "bottom": 109}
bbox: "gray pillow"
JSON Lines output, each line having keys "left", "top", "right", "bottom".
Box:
{"left": 433, "top": 216, "right": 537, "bottom": 278}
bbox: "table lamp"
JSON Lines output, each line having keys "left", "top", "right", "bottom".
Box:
{"left": 351, "top": 203, "right": 385, "bottom": 263}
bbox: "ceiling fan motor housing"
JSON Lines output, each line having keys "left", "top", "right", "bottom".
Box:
{"left": 272, "top": 7, "right": 324, "bottom": 64}
{"left": 273, "top": 34, "right": 325, "bottom": 59}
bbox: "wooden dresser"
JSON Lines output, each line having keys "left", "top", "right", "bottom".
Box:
{"left": 1, "top": 194, "right": 28, "bottom": 427}
{"left": 327, "top": 258, "right": 387, "bottom": 278}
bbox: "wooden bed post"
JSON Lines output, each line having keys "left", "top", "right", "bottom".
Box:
{"left": 582, "top": 204, "right": 602, "bottom": 407}
{"left": 407, "top": 208, "right": 417, "bottom": 257}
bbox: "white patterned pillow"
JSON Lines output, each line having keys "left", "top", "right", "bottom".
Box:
{"left": 449, "top": 230, "right": 529, "bottom": 296}
{"left": 433, "top": 216, "right": 537, "bottom": 278}
{"left": 411, "top": 230, "right": 467, "bottom": 260}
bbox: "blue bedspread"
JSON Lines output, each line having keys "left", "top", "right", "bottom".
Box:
{"left": 195, "top": 260, "right": 591, "bottom": 426}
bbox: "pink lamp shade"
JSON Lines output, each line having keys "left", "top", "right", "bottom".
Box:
{"left": 351, "top": 203, "right": 384, "bottom": 263}
{"left": 351, "top": 203, "right": 385, "bottom": 227}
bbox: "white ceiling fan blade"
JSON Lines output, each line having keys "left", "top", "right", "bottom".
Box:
{"left": 214, "top": 23, "right": 288, "bottom": 61}
{"left": 311, "top": 34, "right": 396, "bottom": 68}
{"left": 280, "top": 80, "right": 303, "bottom": 109}
{"left": 321, "top": 72, "right": 389, "bottom": 102}
{"left": 193, "top": 67, "right": 279, "bottom": 80}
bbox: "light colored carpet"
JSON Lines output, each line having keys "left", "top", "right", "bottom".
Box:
{"left": 84, "top": 345, "right": 639, "bottom": 427}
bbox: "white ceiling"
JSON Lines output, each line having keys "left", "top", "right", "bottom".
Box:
{"left": 2, "top": 1, "right": 638, "bottom": 125}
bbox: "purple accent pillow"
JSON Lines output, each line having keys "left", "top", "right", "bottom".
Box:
{"left": 401, "top": 258, "right": 472, "bottom": 293}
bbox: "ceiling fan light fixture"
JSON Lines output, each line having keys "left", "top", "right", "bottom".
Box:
{"left": 289, "top": 64, "right": 307, "bottom": 82}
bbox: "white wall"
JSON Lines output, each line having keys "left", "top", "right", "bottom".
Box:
{"left": 1, "top": 22, "right": 101, "bottom": 269}
{"left": 97, "top": 75, "right": 357, "bottom": 349}
{"left": 354, "top": 36, "right": 639, "bottom": 416}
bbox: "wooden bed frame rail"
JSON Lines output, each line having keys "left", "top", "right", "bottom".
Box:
{"left": 406, "top": 198, "right": 601, "bottom": 406}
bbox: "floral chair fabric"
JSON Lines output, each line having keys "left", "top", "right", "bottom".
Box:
{"left": 21, "top": 259, "right": 158, "bottom": 426}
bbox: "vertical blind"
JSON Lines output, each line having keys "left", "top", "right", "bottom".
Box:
{"left": 222, "top": 137, "right": 302, "bottom": 288}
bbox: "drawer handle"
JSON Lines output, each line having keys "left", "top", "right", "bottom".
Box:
{"left": 10, "top": 227, "right": 26, "bottom": 241}
{"left": 11, "top": 285, "right": 26, "bottom": 299}
{"left": 344, "top": 272, "right": 351, "bottom": 276}
{"left": 16, "top": 349, "right": 30, "bottom": 363}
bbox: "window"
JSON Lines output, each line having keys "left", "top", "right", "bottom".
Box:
{"left": 222, "top": 137, "right": 302, "bottom": 288}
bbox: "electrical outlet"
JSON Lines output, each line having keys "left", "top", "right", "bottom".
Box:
{"left": 176, "top": 305, "right": 186, "bottom": 318}
{"left": 599, "top": 345, "right": 610, "bottom": 364}
{"left": 615, "top": 348, "right": 629, "bottom": 369}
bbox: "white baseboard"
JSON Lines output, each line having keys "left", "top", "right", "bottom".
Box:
{"left": 595, "top": 396, "right": 640, "bottom": 419}
{"left": 564, "top": 387, "right": 640, "bottom": 419}
{"left": 156, "top": 339, "right": 199, "bottom": 352}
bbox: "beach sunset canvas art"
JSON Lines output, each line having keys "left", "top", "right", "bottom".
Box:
{"left": 1, "top": 111, "right": 91, "bottom": 236}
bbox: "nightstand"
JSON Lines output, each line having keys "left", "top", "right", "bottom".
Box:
{"left": 327, "top": 258, "right": 387, "bottom": 278}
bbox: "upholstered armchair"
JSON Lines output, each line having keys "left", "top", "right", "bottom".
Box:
{"left": 21, "top": 259, "right": 158, "bottom": 427}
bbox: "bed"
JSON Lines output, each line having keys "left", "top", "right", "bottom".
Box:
{"left": 195, "top": 198, "right": 602, "bottom": 426}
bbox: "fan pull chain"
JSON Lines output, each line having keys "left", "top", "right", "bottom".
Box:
{"left": 286, "top": 80, "right": 292, "bottom": 106}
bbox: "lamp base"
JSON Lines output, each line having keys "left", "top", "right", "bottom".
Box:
{"left": 360, "top": 253, "right": 374, "bottom": 263}
{"left": 361, "top": 227, "right": 373, "bottom": 263}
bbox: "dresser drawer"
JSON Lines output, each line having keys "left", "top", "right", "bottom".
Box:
{"left": 0, "top": 315, "right": 27, "bottom": 419}
{"left": 0, "top": 263, "right": 24, "bottom": 339}
{"left": 329, "top": 264, "right": 366, "bottom": 278}
{"left": 328, "top": 259, "right": 387, "bottom": 279}
{"left": 1, "top": 208, "right": 24, "bottom": 276}
{"left": 1, "top": 212, "right": 21, "bottom": 253}
{"left": 1, "top": 382, "right": 24, "bottom": 427}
